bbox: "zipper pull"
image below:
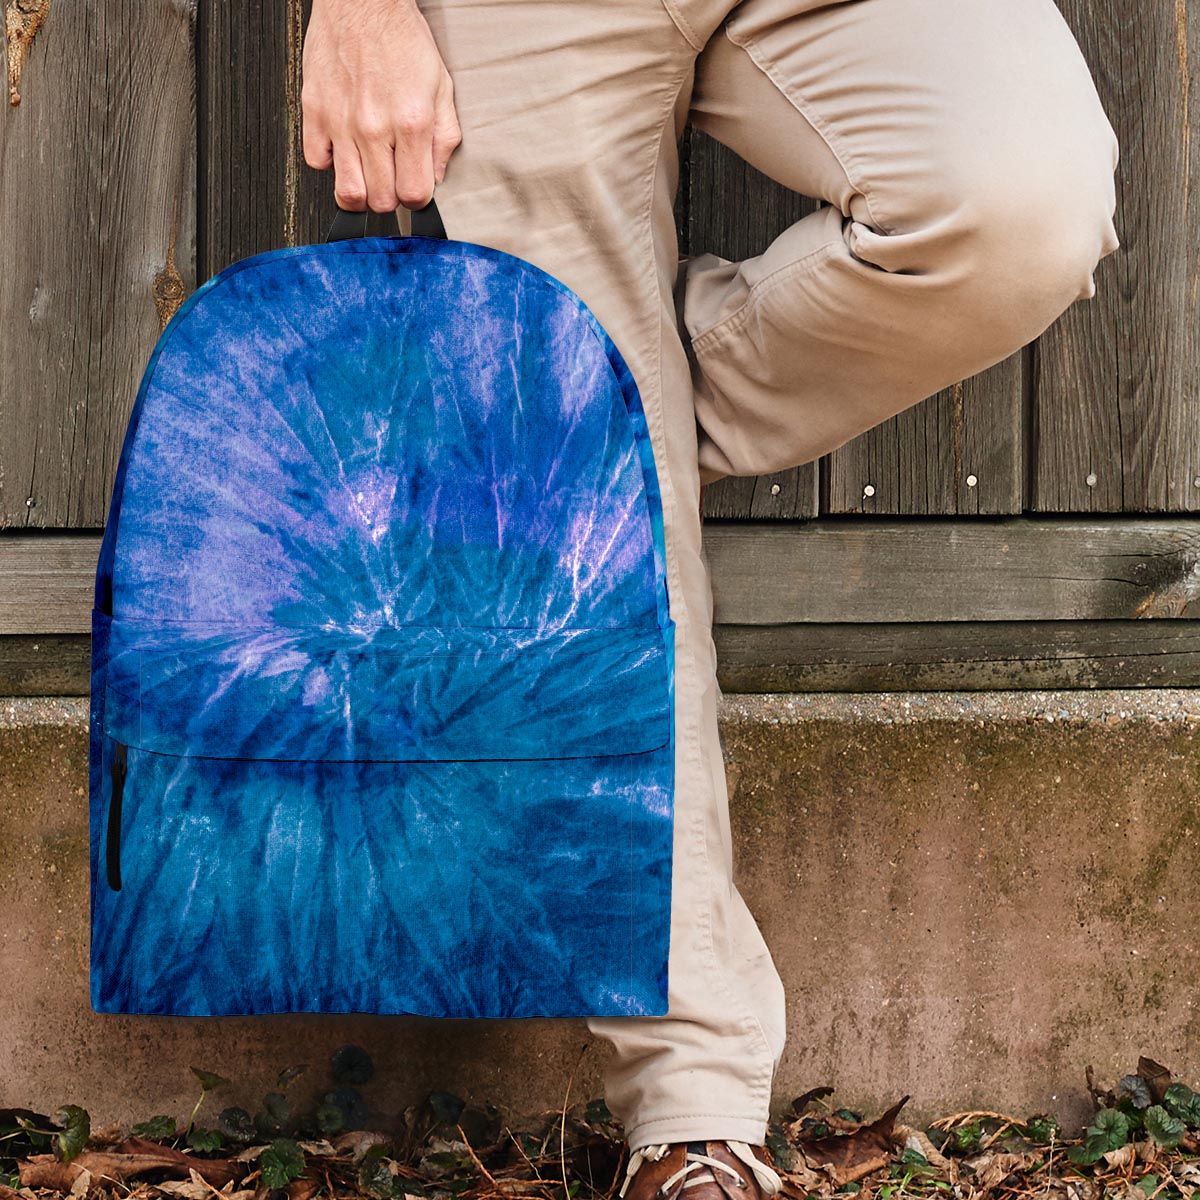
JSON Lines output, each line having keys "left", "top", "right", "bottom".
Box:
{"left": 106, "top": 741, "right": 128, "bottom": 891}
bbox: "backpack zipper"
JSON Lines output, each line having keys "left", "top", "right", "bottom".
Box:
{"left": 106, "top": 740, "right": 128, "bottom": 891}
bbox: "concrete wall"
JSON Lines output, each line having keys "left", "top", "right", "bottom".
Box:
{"left": 4, "top": 691, "right": 1200, "bottom": 1135}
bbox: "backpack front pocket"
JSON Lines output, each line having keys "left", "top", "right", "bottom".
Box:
{"left": 90, "top": 612, "right": 675, "bottom": 1019}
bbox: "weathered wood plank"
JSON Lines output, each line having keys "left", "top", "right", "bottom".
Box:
{"left": 11, "top": 519, "right": 1200, "bottom": 635}
{"left": 199, "top": 0, "right": 397, "bottom": 280}
{"left": 198, "top": 0, "right": 291, "bottom": 272}
{"left": 824, "top": 352, "right": 1025, "bottom": 516}
{"left": 8, "top": 617, "right": 1200, "bottom": 697}
{"left": 0, "top": 636, "right": 91, "bottom": 695}
{"left": 714, "top": 619, "right": 1200, "bottom": 692}
{"left": 1034, "top": 0, "right": 1196, "bottom": 512}
{"left": 703, "top": 518, "right": 1200, "bottom": 624}
{"left": 0, "top": 536, "right": 99, "bottom": 633}
{"left": 0, "top": 0, "right": 196, "bottom": 529}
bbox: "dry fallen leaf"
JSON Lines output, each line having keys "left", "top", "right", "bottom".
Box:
{"left": 1101, "top": 1144, "right": 1136, "bottom": 1169}
{"left": 295, "top": 1140, "right": 337, "bottom": 1157}
{"left": 19, "top": 1145, "right": 245, "bottom": 1195}
{"left": 799, "top": 1097, "right": 909, "bottom": 1186}
{"left": 894, "top": 1124, "right": 951, "bottom": 1169}
{"left": 156, "top": 1174, "right": 217, "bottom": 1200}
{"left": 331, "top": 1130, "right": 394, "bottom": 1162}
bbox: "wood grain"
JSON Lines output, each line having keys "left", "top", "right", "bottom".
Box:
{"left": 703, "top": 517, "right": 1200, "bottom": 624}
{"left": 1033, "top": 0, "right": 1197, "bottom": 512}
{"left": 10, "top": 519, "right": 1200, "bottom": 635}
{"left": 0, "top": 535, "right": 99, "bottom": 633}
{"left": 199, "top": 0, "right": 397, "bottom": 280}
{"left": 0, "top": 0, "right": 196, "bottom": 529}
{"left": 714, "top": 618, "right": 1200, "bottom": 692}
{"left": 10, "top": 618, "right": 1200, "bottom": 696}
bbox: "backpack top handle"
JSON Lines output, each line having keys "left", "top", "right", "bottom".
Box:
{"left": 325, "top": 192, "right": 447, "bottom": 243}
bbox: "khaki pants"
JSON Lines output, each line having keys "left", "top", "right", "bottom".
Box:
{"left": 414, "top": 0, "right": 1120, "bottom": 1150}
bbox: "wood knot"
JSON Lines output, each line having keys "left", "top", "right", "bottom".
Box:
{"left": 5, "top": 0, "right": 51, "bottom": 106}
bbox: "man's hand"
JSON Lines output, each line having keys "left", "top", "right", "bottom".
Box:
{"left": 301, "top": 0, "right": 462, "bottom": 213}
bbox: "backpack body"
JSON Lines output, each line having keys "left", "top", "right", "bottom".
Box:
{"left": 89, "top": 229, "right": 676, "bottom": 1018}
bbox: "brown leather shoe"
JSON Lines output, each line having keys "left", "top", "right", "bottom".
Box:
{"left": 617, "top": 1140, "right": 784, "bottom": 1200}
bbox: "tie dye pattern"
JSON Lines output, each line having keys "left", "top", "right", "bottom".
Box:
{"left": 89, "top": 236, "right": 675, "bottom": 1018}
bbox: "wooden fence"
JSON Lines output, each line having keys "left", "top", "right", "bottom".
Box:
{"left": 1, "top": 0, "right": 1196, "bottom": 693}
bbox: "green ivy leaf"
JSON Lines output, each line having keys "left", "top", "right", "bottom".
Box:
{"left": 358, "top": 1144, "right": 395, "bottom": 1199}
{"left": 51, "top": 1106, "right": 90, "bottom": 1164}
{"left": 132, "top": 1115, "right": 177, "bottom": 1140}
{"left": 1145, "top": 1106, "right": 1186, "bottom": 1149}
{"left": 1068, "top": 1108, "right": 1131, "bottom": 1166}
{"left": 1163, "top": 1084, "right": 1200, "bottom": 1127}
{"left": 260, "top": 1138, "right": 306, "bottom": 1189}
{"left": 254, "top": 1109, "right": 283, "bottom": 1140}
{"left": 217, "top": 1107, "right": 256, "bottom": 1145}
{"left": 190, "top": 1068, "right": 230, "bottom": 1093}
{"left": 316, "top": 1101, "right": 345, "bottom": 1137}
{"left": 1067, "top": 1142, "right": 1104, "bottom": 1167}
{"left": 428, "top": 1092, "right": 465, "bottom": 1126}
{"left": 1120, "top": 1076, "right": 1154, "bottom": 1110}
{"left": 953, "top": 1122, "right": 983, "bottom": 1152}
{"left": 1022, "top": 1116, "right": 1062, "bottom": 1145}
{"left": 324, "top": 1088, "right": 368, "bottom": 1131}
{"left": 187, "top": 1127, "right": 224, "bottom": 1153}
{"left": 1092, "top": 1108, "right": 1131, "bottom": 1150}
{"left": 765, "top": 1128, "right": 798, "bottom": 1172}
{"left": 276, "top": 1064, "right": 309, "bottom": 1090}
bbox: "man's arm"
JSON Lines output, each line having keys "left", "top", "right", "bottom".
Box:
{"left": 301, "top": 0, "right": 462, "bottom": 213}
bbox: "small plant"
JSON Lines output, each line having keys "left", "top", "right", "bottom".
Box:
{"left": 183, "top": 1067, "right": 230, "bottom": 1141}
{"left": 259, "top": 1136, "right": 306, "bottom": 1188}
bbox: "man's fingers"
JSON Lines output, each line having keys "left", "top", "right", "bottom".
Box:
{"left": 395, "top": 147, "right": 436, "bottom": 210}
{"left": 331, "top": 138, "right": 369, "bottom": 211}
{"left": 431, "top": 89, "right": 463, "bottom": 183}
{"left": 359, "top": 126, "right": 401, "bottom": 212}
{"left": 393, "top": 106, "right": 436, "bottom": 209}
{"left": 303, "top": 120, "right": 334, "bottom": 171}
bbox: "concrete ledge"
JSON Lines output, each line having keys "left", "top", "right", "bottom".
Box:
{"left": 5, "top": 692, "right": 1200, "bottom": 1133}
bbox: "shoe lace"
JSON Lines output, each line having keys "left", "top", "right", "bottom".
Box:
{"left": 618, "top": 1141, "right": 783, "bottom": 1199}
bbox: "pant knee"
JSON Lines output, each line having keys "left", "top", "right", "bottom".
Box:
{"left": 969, "top": 148, "right": 1118, "bottom": 315}
{"left": 848, "top": 131, "right": 1120, "bottom": 354}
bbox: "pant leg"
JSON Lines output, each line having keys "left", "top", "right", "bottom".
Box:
{"left": 678, "top": 0, "right": 1122, "bottom": 485}
{"left": 413, "top": 0, "right": 789, "bottom": 1151}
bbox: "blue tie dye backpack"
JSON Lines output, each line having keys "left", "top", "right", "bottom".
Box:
{"left": 89, "top": 197, "right": 676, "bottom": 1018}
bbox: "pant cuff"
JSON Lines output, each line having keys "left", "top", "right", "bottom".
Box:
{"left": 623, "top": 1113, "right": 770, "bottom": 1152}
